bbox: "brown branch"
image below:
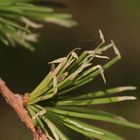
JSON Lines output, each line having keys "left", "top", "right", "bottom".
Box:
{"left": 0, "top": 79, "right": 48, "bottom": 140}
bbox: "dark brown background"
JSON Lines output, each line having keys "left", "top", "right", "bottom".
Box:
{"left": 0, "top": 0, "right": 140, "bottom": 139}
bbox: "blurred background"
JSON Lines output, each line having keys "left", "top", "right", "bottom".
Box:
{"left": 0, "top": 0, "right": 140, "bottom": 139}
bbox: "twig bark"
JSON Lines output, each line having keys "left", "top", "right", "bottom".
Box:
{"left": 0, "top": 79, "right": 48, "bottom": 140}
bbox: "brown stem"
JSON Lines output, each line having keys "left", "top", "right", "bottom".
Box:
{"left": 0, "top": 79, "right": 48, "bottom": 140}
